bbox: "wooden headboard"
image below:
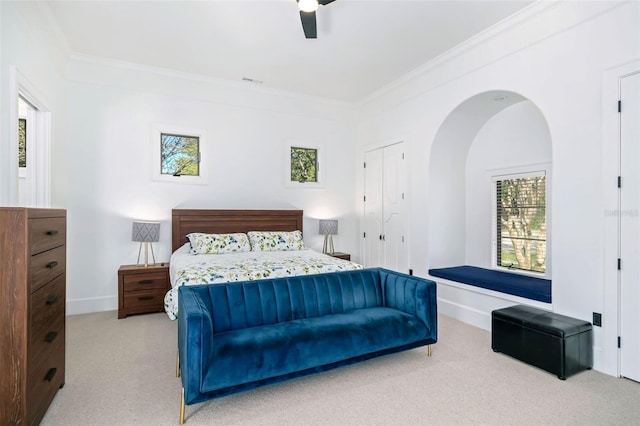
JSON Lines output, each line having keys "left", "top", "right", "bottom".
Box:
{"left": 171, "top": 209, "right": 304, "bottom": 252}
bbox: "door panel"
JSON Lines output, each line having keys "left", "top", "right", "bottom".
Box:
{"left": 620, "top": 71, "right": 640, "bottom": 382}
{"left": 382, "top": 143, "right": 407, "bottom": 272}
{"left": 364, "top": 149, "right": 383, "bottom": 267}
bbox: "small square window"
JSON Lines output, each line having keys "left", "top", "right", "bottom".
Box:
{"left": 152, "top": 125, "right": 206, "bottom": 185}
{"left": 285, "top": 141, "right": 324, "bottom": 188}
{"left": 290, "top": 146, "right": 318, "bottom": 183}
{"left": 161, "top": 133, "right": 200, "bottom": 176}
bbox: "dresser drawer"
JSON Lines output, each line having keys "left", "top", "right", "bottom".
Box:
{"left": 29, "top": 313, "right": 65, "bottom": 371}
{"left": 30, "top": 245, "right": 66, "bottom": 292}
{"left": 27, "top": 340, "right": 65, "bottom": 425}
{"left": 123, "top": 289, "right": 166, "bottom": 310}
{"left": 29, "top": 217, "right": 66, "bottom": 255}
{"left": 123, "top": 271, "right": 168, "bottom": 291}
{"left": 31, "top": 274, "right": 66, "bottom": 336}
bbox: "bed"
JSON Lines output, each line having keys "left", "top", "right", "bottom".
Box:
{"left": 164, "top": 209, "right": 363, "bottom": 320}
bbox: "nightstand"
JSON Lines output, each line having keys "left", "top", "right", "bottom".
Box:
{"left": 328, "top": 252, "right": 351, "bottom": 261}
{"left": 118, "top": 263, "right": 170, "bottom": 319}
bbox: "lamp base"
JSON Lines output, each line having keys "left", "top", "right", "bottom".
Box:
{"left": 137, "top": 242, "right": 157, "bottom": 267}
{"left": 322, "top": 235, "right": 335, "bottom": 255}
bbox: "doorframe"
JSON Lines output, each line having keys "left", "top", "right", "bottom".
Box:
{"left": 8, "top": 65, "right": 52, "bottom": 207}
{"left": 602, "top": 58, "right": 640, "bottom": 377}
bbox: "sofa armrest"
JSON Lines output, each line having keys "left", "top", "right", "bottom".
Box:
{"left": 378, "top": 269, "right": 438, "bottom": 342}
{"left": 178, "top": 286, "right": 214, "bottom": 405}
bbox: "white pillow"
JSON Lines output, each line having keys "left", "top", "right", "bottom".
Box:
{"left": 247, "top": 230, "right": 305, "bottom": 252}
{"left": 186, "top": 232, "right": 251, "bottom": 255}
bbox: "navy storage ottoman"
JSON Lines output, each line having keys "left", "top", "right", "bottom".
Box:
{"left": 491, "top": 305, "right": 592, "bottom": 380}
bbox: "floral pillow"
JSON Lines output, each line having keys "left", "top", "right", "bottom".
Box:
{"left": 248, "top": 230, "right": 305, "bottom": 252}
{"left": 186, "top": 233, "right": 251, "bottom": 255}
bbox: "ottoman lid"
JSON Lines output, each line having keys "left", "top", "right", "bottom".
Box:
{"left": 493, "top": 305, "right": 592, "bottom": 337}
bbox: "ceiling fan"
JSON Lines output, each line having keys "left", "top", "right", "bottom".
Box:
{"left": 297, "top": 0, "right": 336, "bottom": 39}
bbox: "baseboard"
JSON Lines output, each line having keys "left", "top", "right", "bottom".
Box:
{"left": 438, "top": 297, "right": 492, "bottom": 331}
{"left": 66, "top": 295, "right": 118, "bottom": 316}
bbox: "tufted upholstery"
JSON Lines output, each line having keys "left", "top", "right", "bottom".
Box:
{"left": 178, "top": 268, "right": 437, "bottom": 406}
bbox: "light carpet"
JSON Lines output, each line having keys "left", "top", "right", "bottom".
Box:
{"left": 42, "top": 311, "right": 640, "bottom": 425}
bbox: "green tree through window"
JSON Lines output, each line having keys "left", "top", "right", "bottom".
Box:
{"left": 161, "top": 133, "right": 199, "bottom": 176}
{"left": 18, "top": 118, "right": 26, "bottom": 168}
{"left": 290, "top": 147, "right": 317, "bottom": 183}
{"left": 496, "top": 175, "right": 546, "bottom": 273}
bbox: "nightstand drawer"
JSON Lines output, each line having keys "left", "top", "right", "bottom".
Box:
{"left": 123, "top": 272, "right": 168, "bottom": 291}
{"left": 123, "top": 290, "right": 166, "bottom": 310}
{"left": 30, "top": 245, "right": 66, "bottom": 292}
{"left": 29, "top": 217, "right": 66, "bottom": 255}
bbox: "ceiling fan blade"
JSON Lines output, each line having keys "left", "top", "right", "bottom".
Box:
{"left": 300, "top": 10, "right": 317, "bottom": 39}
{"left": 318, "top": 0, "right": 336, "bottom": 5}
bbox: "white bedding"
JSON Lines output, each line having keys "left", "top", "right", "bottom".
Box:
{"left": 163, "top": 243, "right": 363, "bottom": 320}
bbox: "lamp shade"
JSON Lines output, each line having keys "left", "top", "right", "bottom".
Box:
{"left": 132, "top": 221, "right": 160, "bottom": 242}
{"left": 318, "top": 219, "right": 338, "bottom": 236}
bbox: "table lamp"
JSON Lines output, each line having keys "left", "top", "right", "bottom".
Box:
{"left": 132, "top": 221, "right": 160, "bottom": 267}
{"left": 319, "top": 219, "right": 338, "bottom": 254}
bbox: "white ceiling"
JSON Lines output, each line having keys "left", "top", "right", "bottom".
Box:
{"left": 45, "top": 0, "right": 534, "bottom": 102}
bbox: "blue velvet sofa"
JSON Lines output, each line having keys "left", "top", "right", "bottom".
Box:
{"left": 177, "top": 267, "right": 438, "bottom": 423}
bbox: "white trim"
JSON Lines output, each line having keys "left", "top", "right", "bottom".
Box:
{"left": 285, "top": 140, "right": 325, "bottom": 189}
{"left": 602, "top": 58, "right": 640, "bottom": 378}
{"left": 151, "top": 124, "right": 208, "bottom": 185}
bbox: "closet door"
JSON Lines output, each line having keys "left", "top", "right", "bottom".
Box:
{"left": 364, "top": 148, "right": 383, "bottom": 267}
{"left": 363, "top": 142, "right": 408, "bottom": 272}
{"left": 382, "top": 143, "right": 408, "bottom": 271}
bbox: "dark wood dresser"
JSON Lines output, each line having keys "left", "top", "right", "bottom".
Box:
{"left": 0, "top": 208, "right": 66, "bottom": 425}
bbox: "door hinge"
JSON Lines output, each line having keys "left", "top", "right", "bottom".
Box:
{"left": 363, "top": 232, "right": 366, "bottom": 238}
{"left": 618, "top": 100, "right": 622, "bottom": 113}
{"left": 363, "top": 195, "right": 366, "bottom": 202}
{"left": 364, "top": 162, "right": 366, "bottom": 168}
{"left": 618, "top": 336, "right": 621, "bottom": 348}
{"left": 618, "top": 176, "right": 622, "bottom": 188}
{"left": 402, "top": 153, "right": 405, "bottom": 160}
{"left": 401, "top": 235, "right": 405, "bottom": 243}
{"left": 402, "top": 193, "right": 405, "bottom": 200}
{"left": 618, "top": 258, "right": 621, "bottom": 270}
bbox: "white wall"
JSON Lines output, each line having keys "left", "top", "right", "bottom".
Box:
{"left": 357, "top": 0, "right": 640, "bottom": 375}
{"left": 465, "top": 100, "right": 552, "bottom": 268}
{"left": 65, "top": 58, "right": 359, "bottom": 314}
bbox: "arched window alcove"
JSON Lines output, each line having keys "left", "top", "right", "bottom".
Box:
{"left": 427, "top": 90, "right": 552, "bottom": 278}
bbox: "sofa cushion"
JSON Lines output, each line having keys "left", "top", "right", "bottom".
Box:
{"left": 201, "top": 306, "right": 428, "bottom": 393}
{"left": 204, "top": 271, "right": 383, "bottom": 334}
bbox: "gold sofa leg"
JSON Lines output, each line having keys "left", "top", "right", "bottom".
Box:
{"left": 180, "top": 388, "right": 185, "bottom": 424}
{"left": 176, "top": 350, "right": 180, "bottom": 378}
{"left": 427, "top": 345, "right": 432, "bottom": 357}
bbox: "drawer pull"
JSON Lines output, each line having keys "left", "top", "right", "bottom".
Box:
{"left": 45, "top": 331, "right": 58, "bottom": 343}
{"left": 138, "top": 296, "right": 154, "bottom": 301}
{"left": 46, "top": 230, "right": 59, "bottom": 236}
{"left": 44, "top": 368, "right": 57, "bottom": 382}
{"left": 46, "top": 295, "right": 59, "bottom": 305}
{"left": 46, "top": 261, "right": 59, "bottom": 269}
{"left": 138, "top": 279, "right": 154, "bottom": 284}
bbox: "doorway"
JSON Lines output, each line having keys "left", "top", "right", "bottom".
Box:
{"left": 8, "top": 67, "right": 52, "bottom": 207}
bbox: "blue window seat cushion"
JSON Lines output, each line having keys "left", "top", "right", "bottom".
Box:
{"left": 428, "top": 265, "right": 551, "bottom": 303}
